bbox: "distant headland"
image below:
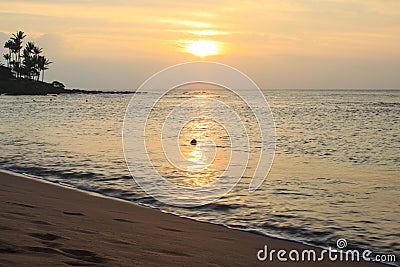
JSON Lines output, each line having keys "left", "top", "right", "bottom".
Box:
{"left": 1, "top": 30, "right": 134, "bottom": 95}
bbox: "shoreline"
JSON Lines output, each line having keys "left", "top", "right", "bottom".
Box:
{"left": 0, "top": 169, "right": 387, "bottom": 266}
{"left": 3, "top": 168, "right": 310, "bottom": 247}
{"left": 0, "top": 168, "right": 336, "bottom": 252}
{"left": 0, "top": 78, "right": 137, "bottom": 95}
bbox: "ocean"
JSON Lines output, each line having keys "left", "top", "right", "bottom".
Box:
{"left": 1, "top": 89, "right": 399, "bottom": 262}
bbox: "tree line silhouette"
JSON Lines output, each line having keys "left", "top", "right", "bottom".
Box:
{"left": 2, "top": 30, "right": 52, "bottom": 82}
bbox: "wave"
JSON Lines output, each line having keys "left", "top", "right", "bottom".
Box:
{"left": 2, "top": 167, "right": 398, "bottom": 266}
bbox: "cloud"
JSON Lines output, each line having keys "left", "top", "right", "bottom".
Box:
{"left": 1, "top": 0, "right": 399, "bottom": 88}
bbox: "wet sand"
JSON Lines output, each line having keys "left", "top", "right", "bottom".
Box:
{"left": 0, "top": 170, "right": 384, "bottom": 266}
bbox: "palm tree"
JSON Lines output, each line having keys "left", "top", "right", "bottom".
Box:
{"left": 2, "top": 30, "right": 53, "bottom": 81}
{"left": 11, "top": 31, "right": 26, "bottom": 77}
{"left": 4, "top": 40, "right": 16, "bottom": 75}
{"left": 4, "top": 40, "right": 13, "bottom": 59}
{"left": 33, "top": 45, "right": 42, "bottom": 56}
{"left": 22, "top": 47, "right": 34, "bottom": 79}
{"left": 25, "top": 41, "right": 36, "bottom": 54}
{"left": 18, "top": 42, "right": 45, "bottom": 80}
{"left": 32, "top": 44, "right": 43, "bottom": 81}
{"left": 12, "top": 31, "right": 26, "bottom": 43}
{"left": 37, "top": 56, "right": 52, "bottom": 82}
{"left": 3, "top": 54, "right": 10, "bottom": 67}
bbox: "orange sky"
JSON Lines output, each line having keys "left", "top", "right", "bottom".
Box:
{"left": 1, "top": 0, "right": 399, "bottom": 89}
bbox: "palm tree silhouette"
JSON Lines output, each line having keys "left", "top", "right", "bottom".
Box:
{"left": 2, "top": 30, "right": 52, "bottom": 82}
{"left": 22, "top": 46, "right": 34, "bottom": 79}
{"left": 4, "top": 39, "right": 18, "bottom": 75}
{"left": 12, "top": 31, "right": 26, "bottom": 42}
{"left": 25, "top": 41, "right": 35, "bottom": 53}
{"left": 37, "top": 56, "right": 52, "bottom": 82}
{"left": 3, "top": 54, "right": 10, "bottom": 67}
{"left": 21, "top": 42, "right": 42, "bottom": 80}
{"left": 4, "top": 40, "right": 13, "bottom": 60}
{"left": 11, "top": 31, "right": 26, "bottom": 77}
{"left": 33, "top": 45, "right": 42, "bottom": 56}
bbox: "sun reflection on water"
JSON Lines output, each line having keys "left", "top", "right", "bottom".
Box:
{"left": 145, "top": 87, "right": 239, "bottom": 188}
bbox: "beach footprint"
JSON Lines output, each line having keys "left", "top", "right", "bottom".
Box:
{"left": 63, "top": 211, "right": 84, "bottom": 216}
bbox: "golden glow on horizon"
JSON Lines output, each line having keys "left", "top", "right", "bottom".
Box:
{"left": 169, "top": 29, "right": 230, "bottom": 36}
{"left": 186, "top": 40, "right": 219, "bottom": 57}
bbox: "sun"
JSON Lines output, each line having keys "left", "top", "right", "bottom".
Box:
{"left": 187, "top": 40, "right": 218, "bottom": 57}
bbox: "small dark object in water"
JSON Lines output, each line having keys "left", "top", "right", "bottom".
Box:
{"left": 85, "top": 99, "right": 88, "bottom": 102}
{"left": 190, "top": 139, "right": 197, "bottom": 145}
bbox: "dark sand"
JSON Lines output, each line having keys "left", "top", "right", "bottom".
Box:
{"left": 0, "top": 170, "right": 384, "bottom": 266}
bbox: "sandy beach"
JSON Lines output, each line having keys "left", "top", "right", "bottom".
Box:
{"left": 0, "top": 170, "right": 386, "bottom": 266}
